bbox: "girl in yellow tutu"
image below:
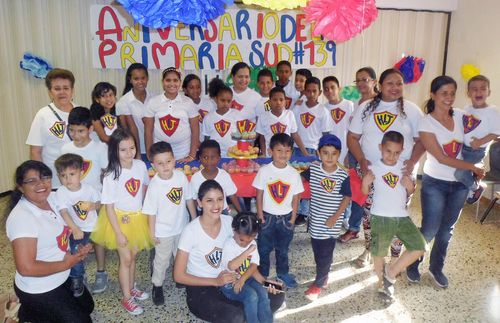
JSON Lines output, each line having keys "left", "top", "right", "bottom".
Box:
{"left": 91, "top": 128, "right": 152, "bottom": 315}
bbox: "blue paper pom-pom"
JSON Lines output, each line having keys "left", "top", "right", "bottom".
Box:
{"left": 117, "top": 0, "right": 233, "bottom": 28}
{"left": 20, "top": 53, "right": 53, "bottom": 79}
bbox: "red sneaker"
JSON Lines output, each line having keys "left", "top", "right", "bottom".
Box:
{"left": 121, "top": 297, "right": 143, "bottom": 315}
{"left": 338, "top": 230, "right": 359, "bottom": 243}
{"left": 130, "top": 287, "right": 149, "bottom": 301}
{"left": 305, "top": 284, "right": 321, "bottom": 301}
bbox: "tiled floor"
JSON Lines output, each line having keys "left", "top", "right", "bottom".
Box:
{"left": 1, "top": 190, "right": 499, "bottom": 323}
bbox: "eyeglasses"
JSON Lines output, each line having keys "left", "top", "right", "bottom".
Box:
{"left": 354, "top": 78, "right": 373, "bottom": 84}
{"left": 22, "top": 176, "right": 52, "bottom": 186}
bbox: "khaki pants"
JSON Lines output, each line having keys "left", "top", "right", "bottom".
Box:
{"left": 151, "top": 235, "right": 180, "bottom": 287}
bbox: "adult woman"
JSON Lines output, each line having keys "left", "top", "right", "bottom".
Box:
{"left": 347, "top": 68, "right": 425, "bottom": 267}
{"left": 26, "top": 68, "right": 76, "bottom": 188}
{"left": 406, "top": 76, "right": 484, "bottom": 288}
{"left": 353, "top": 66, "right": 378, "bottom": 112}
{"left": 173, "top": 180, "right": 283, "bottom": 322}
{"left": 6, "top": 161, "right": 94, "bottom": 322}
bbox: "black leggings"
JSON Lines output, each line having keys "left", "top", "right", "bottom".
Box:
{"left": 14, "top": 277, "right": 94, "bottom": 323}
{"left": 186, "top": 285, "right": 285, "bottom": 323}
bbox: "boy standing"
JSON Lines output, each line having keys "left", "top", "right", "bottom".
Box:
{"left": 361, "top": 131, "right": 426, "bottom": 301}
{"left": 256, "top": 69, "right": 274, "bottom": 118}
{"left": 252, "top": 133, "right": 304, "bottom": 288}
{"left": 456, "top": 75, "right": 500, "bottom": 203}
{"left": 142, "top": 142, "right": 196, "bottom": 305}
{"left": 275, "top": 60, "right": 295, "bottom": 109}
{"left": 55, "top": 153, "right": 101, "bottom": 297}
{"left": 302, "top": 134, "right": 351, "bottom": 300}
{"left": 291, "top": 69, "right": 313, "bottom": 108}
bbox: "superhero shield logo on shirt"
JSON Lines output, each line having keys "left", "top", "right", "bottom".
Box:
{"left": 263, "top": 100, "right": 271, "bottom": 112}
{"left": 166, "top": 187, "right": 183, "bottom": 205}
{"left": 100, "top": 114, "right": 117, "bottom": 130}
{"left": 237, "top": 119, "right": 256, "bottom": 133}
{"left": 214, "top": 119, "right": 231, "bottom": 137}
{"left": 382, "top": 172, "right": 399, "bottom": 188}
{"left": 198, "top": 109, "right": 209, "bottom": 123}
{"left": 320, "top": 177, "right": 336, "bottom": 193}
{"left": 56, "top": 226, "right": 71, "bottom": 252}
{"left": 49, "top": 120, "right": 66, "bottom": 139}
{"left": 125, "top": 178, "right": 141, "bottom": 197}
{"left": 238, "top": 256, "right": 252, "bottom": 275}
{"left": 267, "top": 180, "right": 291, "bottom": 204}
{"left": 330, "top": 108, "right": 346, "bottom": 124}
{"left": 81, "top": 160, "right": 92, "bottom": 180}
{"left": 159, "top": 114, "right": 180, "bottom": 137}
{"left": 270, "top": 122, "right": 287, "bottom": 134}
{"left": 462, "top": 114, "right": 481, "bottom": 134}
{"left": 300, "top": 112, "right": 315, "bottom": 128}
{"left": 73, "top": 201, "right": 89, "bottom": 221}
{"left": 231, "top": 100, "right": 244, "bottom": 111}
{"left": 205, "top": 247, "right": 223, "bottom": 268}
{"left": 373, "top": 111, "right": 397, "bottom": 132}
{"left": 442, "top": 140, "right": 463, "bottom": 158}
{"left": 285, "top": 97, "right": 292, "bottom": 109}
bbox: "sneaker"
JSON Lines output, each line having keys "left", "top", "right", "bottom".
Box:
{"left": 428, "top": 269, "right": 448, "bottom": 288}
{"left": 91, "top": 271, "right": 108, "bottom": 294}
{"left": 466, "top": 183, "right": 486, "bottom": 204}
{"left": 152, "top": 285, "right": 164, "bottom": 306}
{"left": 295, "top": 214, "right": 307, "bottom": 226}
{"left": 304, "top": 284, "right": 321, "bottom": 301}
{"left": 277, "top": 273, "right": 298, "bottom": 289}
{"left": 338, "top": 230, "right": 359, "bottom": 243}
{"left": 131, "top": 287, "right": 149, "bottom": 301}
{"left": 121, "top": 297, "right": 144, "bottom": 315}
{"left": 406, "top": 265, "right": 421, "bottom": 284}
{"left": 71, "top": 277, "right": 84, "bottom": 297}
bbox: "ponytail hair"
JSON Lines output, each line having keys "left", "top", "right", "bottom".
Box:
{"left": 208, "top": 77, "right": 232, "bottom": 99}
{"left": 232, "top": 212, "right": 261, "bottom": 236}
{"left": 424, "top": 75, "right": 457, "bottom": 116}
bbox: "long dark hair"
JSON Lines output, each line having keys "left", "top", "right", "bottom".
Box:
{"left": 123, "top": 63, "right": 148, "bottom": 95}
{"left": 362, "top": 68, "right": 405, "bottom": 121}
{"left": 356, "top": 66, "right": 379, "bottom": 93}
{"left": 198, "top": 179, "right": 224, "bottom": 202}
{"left": 424, "top": 75, "right": 457, "bottom": 116}
{"left": 104, "top": 128, "right": 135, "bottom": 180}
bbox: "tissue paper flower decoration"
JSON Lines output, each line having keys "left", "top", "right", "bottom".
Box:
{"left": 340, "top": 85, "right": 360, "bottom": 101}
{"left": 242, "top": 0, "right": 307, "bottom": 11}
{"left": 19, "top": 53, "right": 53, "bottom": 79}
{"left": 304, "top": 0, "right": 378, "bottom": 43}
{"left": 394, "top": 56, "right": 426, "bottom": 84}
{"left": 460, "top": 64, "right": 480, "bottom": 81}
{"left": 117, "top": 0, "right": 233, "bottom": 28}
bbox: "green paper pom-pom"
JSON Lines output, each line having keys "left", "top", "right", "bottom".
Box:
{"left": 341, "top": 85, "right": 361, "bottom": 101}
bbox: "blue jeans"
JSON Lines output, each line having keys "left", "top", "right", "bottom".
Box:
{"left": 409, "top": 174, "right": 468, "bottom": 273}
{"left": 454, "top": 145, "right": 486, "bottom": 190}
{"left": 311, "top": 238, "right": 336, "bottom": 287}
{"left": 347, "top": 201, "right": 364, "bottom": 232}
{"left": 293, "top": 147, "right": 317, "bottom": 157}
{"left": 257, "top": 212, "right": 294, "bottom": 277}
{"left": 221, "top": 278, "right": 272, "bottom": 323}
{"left": 70, "top": 231, "right": 91, "bottom": 278}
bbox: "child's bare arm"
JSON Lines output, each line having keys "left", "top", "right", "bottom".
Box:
{"left": 291, "top": 132, "right": 309, "bottom": 156}
{"left": 227, "top": 245, "right": 256, "bottom": 271}
{"left": 256, "top": 189, "right": 264, "bottom": 222}
{"left": 401, "top": 175, "right": 416, "bottom": 196}
{"left": 325, "top": 196, "right": 351, "bottom": 228}
{"left": 60, "top": 209, "right": 83, "bottom": 240}
{"left": 361, "top": 170, "right": 375, "bottom": 195}
{"left": 186, "top": 199, "right": 197, "bottom": 220}
{"left": 470, "top": 133, "right": 499, "bottom": 149}
{"left": 229, "top": 194, "right": 242, "bottom": 213}
{"left": 291, "top": 193, "right": 300, "bottom": 224}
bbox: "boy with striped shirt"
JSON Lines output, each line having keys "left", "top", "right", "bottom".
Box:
{"left": 301, "top": 134, "right": 351, "bottom": 300}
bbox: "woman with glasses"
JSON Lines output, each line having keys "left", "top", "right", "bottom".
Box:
{"left": 5, "top": 160, "right": 94, "bottom": 322}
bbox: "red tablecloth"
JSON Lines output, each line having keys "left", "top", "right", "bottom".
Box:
{"left": 230, "top": 173, "right": 311, "bottom": 199}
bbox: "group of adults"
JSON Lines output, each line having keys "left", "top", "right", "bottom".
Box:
{"left": 5, "top": 64, "right": 483, "bottom": 322}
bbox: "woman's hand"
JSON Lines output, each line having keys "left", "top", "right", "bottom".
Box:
{"left": 64, "top": 243, "right": 92, "bottom": 267}
{"left": 216, "top": 270, "right": 236, "bottom": 286}
{"left": 472, "top": 165, "right": 486, "bottom": 179}
{"left": 359, "top": 158, "right": 371, "bottom": 174}
{"left": 402, "top": 159, "right": 416, "bottom": 176}
{"left": 116, "top": 232, "right": 128, "bottom": 248}
{"left": 178, "top": 155, "right": 195, "bottom": 164}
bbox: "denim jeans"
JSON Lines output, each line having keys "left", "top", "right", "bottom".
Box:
{"left": 257, "top": 212, "right": 294, "bottom": 277}
{"left": 347, "top": 201, "right": 364, "bottom": 232}
{"left": 454, "top": 145, "right": 486, "bottom": 190}
{"left": 221, "top": 278, "right": 272, "bottom": 323}
{"left": 409, "top": 174, "right": 468, "bottom": 273}
{"left": 70, "top": 231, "right": 91, "bottom": 278}
{"left": 311, "top": 237, "right": 336, "bottom": 287}
{"left": 293, "top": 147, "right": 317, "bottom": 157}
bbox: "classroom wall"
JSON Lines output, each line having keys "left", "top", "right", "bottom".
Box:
{"left": 0, "top": 0, "right": 449, "bottom": 192}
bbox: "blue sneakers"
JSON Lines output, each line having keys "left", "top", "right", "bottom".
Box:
{"left": 278, "top": 273, "right": 298, "bottom": 289}
{"left": 406, "top": 264, "right": 421, "bottom": 284}
{"left": 428, "top": 269, "right": 449, "bottom": 288}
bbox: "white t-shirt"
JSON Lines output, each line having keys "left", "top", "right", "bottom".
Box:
{"left": 280, "top": 81, "right": 300, "bottom": 110}
{"left": 56, "top": 184, "right": 100, "bottom": 232}
{"left": 326, "top": 99, "right": 354, "bottom": 164}
{"left": 101, "top": 159, "right": 149, "bottom": 211}
{"left": 194, "top": 96, "right": 216, "bottom": 142}
{"left": 202, "top": 109, "right": 243, "bottom": 157}
{"left": 252, "top": 163, "right": 304, "bottom": 215}
{"left": 256, "top": 110, "right": 298, "bottom": 156}
{"left": 142, "top": 171, "right": 191, "bottom": 237}
{"left": 221, "top": 237, "right": 259, "bottom": 276}
{"left": 6, "top": 195, "right": 70, "bottom": 293}
{"left": 178, "top": 215, "right": 233, "bottom": 278}
{"left": 61, "top": 140, "right": 108, "bottom": 192}
{"left": 255, "top": 96, "right": 271, "bottom": 119}
{"left": 190, "top": 169, "right": 237, "bottom": 211}
{"left": 419, "top": 110, "right": 465, "bottom": 181}
{"left": 370, "top": 160, "right": 410, "bottom": 218}
{"left": 26, "top": 103, "right": 74, "bottom": 188}
{"left": 145, "top": 93, "right": 199, "bottom": 158}
{"left": 293, "top": 102, "right": 331, "bottom": 150}
{"left": 462, "top": 105, "right": 500, "bottom": 148}
{"left": 116, "top": 89, "right": 154, "bottom": 154}
{"left": 231, "top": 87, "right": 260, "bottom": 124}
{"left": 349, "top": 99, "right": 422, "bottom": 164}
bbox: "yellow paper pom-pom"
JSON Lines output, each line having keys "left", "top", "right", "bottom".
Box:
{"left": 242, "top": 0, "right": 308, "bottom": 11}
{"left": 461, "top": 64, "right": 480, "bottom": 81}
